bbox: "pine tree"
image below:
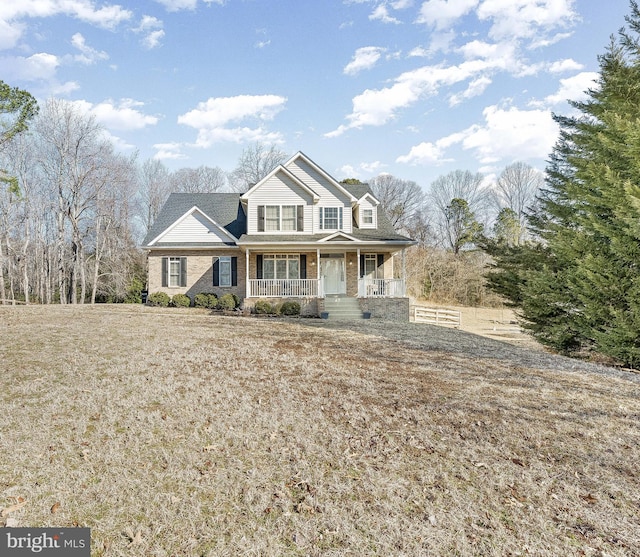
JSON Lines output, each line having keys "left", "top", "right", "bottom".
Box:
{"left": 487, "top": 2, "right": 640, "bottom": 367}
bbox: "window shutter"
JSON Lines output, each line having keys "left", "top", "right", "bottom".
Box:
{"left": 180, "top": 257, "right": 187, "bottom": 287}
{"left": 300, "top": 254, "right": 307, "bottom": 280}
{"left": 297, "top": 205, "right": 304, "bottom": 231}
{"left": 212, "top": 257, "right": 220, "bottom": 286}
{"left": 338, "top": 207, "right": 343, "bottom": 230}
{"left": 377, "top": 254, "right": 384, "bottom": 278}
{"left": 161, "top": 257, "right": 168, "bottom": 287}
{"left": 256, "top": 254, "right": 263, "bottom": 279}
{"left": 359, "top": 254, "right": 365, "bottom": 278}
{"left": 319, "top": 207, "right": 323, "bottom": 230}
{"left": 231, "top": 257, "right": 237, "bottom": 286}
{"left": 257, "top": 205, "right": 265, "bottom": 232}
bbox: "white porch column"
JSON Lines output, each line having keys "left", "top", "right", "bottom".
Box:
{"left": 357, "top": 248, "right": 361, "bottom": 296}
{"left": 316, "top": 248, "right": 320, "bottom": 280}
{"left": 245, "top": 248, "right": 250, "bottom": 298}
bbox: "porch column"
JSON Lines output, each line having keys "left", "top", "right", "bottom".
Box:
{"left": 402, "top": 248, "right": 406, "bottom": 295}
{"left": 316, "top": 248, "right": 320, "bottom": 280}
{"left": 357, "top": 248, "right": 361, "bottom": 297}
{"left": 245, "top": 248, "right": 250, "bottom": 298}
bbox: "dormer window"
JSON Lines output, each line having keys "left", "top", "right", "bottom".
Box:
{"left": 257, "top": 205, "right": 304, "bottom": 232}
{"left": 363, "top": 209, "right": 373, "bottom": 225}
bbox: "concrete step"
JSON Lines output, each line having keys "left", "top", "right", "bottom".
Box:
{"left": 322, "top": 296, "right": 365, "bottom": 320}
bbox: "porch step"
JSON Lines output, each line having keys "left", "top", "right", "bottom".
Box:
{"left": 322, "top": 296, "right": 365, "bottom": 320}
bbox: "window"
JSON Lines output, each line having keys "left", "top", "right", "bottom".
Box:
{"left": 282, "top": 205, "right": 297, "bottom": 231}
{"left": 319, "top": 207, "right": 343, "bottom": 230}
{"left": 364, "top": 254, "right": 378, "bottom": 278}
{"left": 258, "top": 205, "right": 303, "bottom": 232}
{"left": 363, "top": 208, "right": 374, "bottom": 225}
{"left": 213, "top": 256, "right": 237, "bottom": 287}
{"left": 265, "top": 206, "right": 280, "bottom": 231}
{"left": 262, "top": 254, "right": 300, "bottom": 279}
{"left": 162, "top": 257, "right": 187, "bottom": 287}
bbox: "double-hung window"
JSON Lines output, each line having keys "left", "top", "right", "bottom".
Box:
{"left": 213, "top": 256, "right": 237, "bottom": 287}
{"left": 258, "top": 205, "right": 303, "bottom": 232}
{"left": 319, "top": 207, "right": 343, "bottom": 230}
{"left": 364, "top": 254, "right": 379, "bottom": 278}
{"left": 363, "top": 208, "right": 374, "bottom": 225}
{"left": 162, "top": 256, "right": 187, "bottom": 287}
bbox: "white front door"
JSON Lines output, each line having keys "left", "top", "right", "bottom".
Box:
{"left": 320, "top": 254, "right": 346, "bottom": 295}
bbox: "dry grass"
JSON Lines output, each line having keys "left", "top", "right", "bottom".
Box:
{"left": 1, "top": 305, "right": 639, "bottom": 557}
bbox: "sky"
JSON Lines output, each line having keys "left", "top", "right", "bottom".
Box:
{"left": 0, "top": 0, "right": 633, "bottom": 190}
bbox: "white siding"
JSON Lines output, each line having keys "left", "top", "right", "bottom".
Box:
{"left": 162, "top": 211, "right": 230, "bottom": 243}
{"left": 355, "top": 198, "right": 377, "bottom": 229}
{"left": 246, "top": 172, "right": 314, "bottom": 234}
{"left": 285, "top": 158, "right": 353, "bottom": 234}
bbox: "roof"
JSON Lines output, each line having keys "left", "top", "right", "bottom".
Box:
{"left": 142, "top": 192, "right": 245, "bottom": 247}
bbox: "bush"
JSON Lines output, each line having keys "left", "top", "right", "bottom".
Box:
{"left": 253, "top": 299, "right": 274, "bottom": 315}
{"left": 280, "top": 300, "right": 301, "bottom": 316}
{"left": 218, "top": 293, "right": 238, "bottom": 311}
{"left": 194, "top": 293, "right": 218, "bottom": 309}
{"left": 171, "top": 293, "right": 191, "bottom": 307}
{"left": 147, "top": 292, "right": 170, "bottom": 307}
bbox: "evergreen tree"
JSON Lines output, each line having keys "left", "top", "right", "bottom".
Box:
{"left": 487, "top": 2, "right": 640, "bottom": 367}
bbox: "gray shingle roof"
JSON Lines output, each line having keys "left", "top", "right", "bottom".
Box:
{"left": 142, "top": 193, "right": 246, "bottom": 247}
{"left": 142, "top": 189, "right": 413, "bottom": 248}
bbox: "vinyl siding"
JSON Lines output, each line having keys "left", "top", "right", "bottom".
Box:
{"left": 161, "top": 210, "right": 232, "bottom": 243}
{"left": 285, "top": 158, "right": 353, "bottom": 234}
{"left": 246, "top": 173, "right": 314, "bottom": 234}
{"left": 355, "top": 198, "right": 377, "bottom": 229}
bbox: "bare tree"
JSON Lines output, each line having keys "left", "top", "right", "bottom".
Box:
{"left": 428, "top": 170, "right": 489, "bottom": 249}
{"left": 137, "top": 159, "right": 172, "bottom": 235}
{"left": 228, "top": 143, "right": 288, "bottom": 192}
{"left": 368, "top": 173, "right": 426, "bottom": 233}
{"left": 170, "top": 165, "right": 227, "bottom": 193}
{"left": 491, "top": 162, "right": 543, "bottom": 242}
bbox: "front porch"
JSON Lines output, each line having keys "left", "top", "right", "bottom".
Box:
{"left": 247, "top": 277, "right": 406, "bottom": 298}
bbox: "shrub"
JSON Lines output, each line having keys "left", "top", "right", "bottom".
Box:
{"left": 218, "top": 293, "right": 237, "bottom": 311}
{"left": 194, "top": 293, "right": 218, "bottom": 309}
{"left": 171, "top": 293, "right": 191, "bottom": 307}
{"left": 253, "top": 299, "right": 274, "bottom": 315}
{"left": 280, "top": 300, "right": 301, "bottom": 316}
{"left": 147, "top": 292, "right": 170, "bottom": 307}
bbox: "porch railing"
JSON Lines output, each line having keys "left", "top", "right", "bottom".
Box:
{"left": 358, "top": 278, "right": 406, "bottom": 298}
{"left": 249, "top": 278, "right": 324, "bottom": 298}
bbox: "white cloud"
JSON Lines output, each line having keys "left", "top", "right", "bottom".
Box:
{"left": 337, "top": 160, "right": 386, "bottom": 180}
{"left": 548, "top": 58, "right": 584, "bottom": 74}
{"left": 344, "top": 46, "right": 386, "bottom": 76}
{"left": 70, "top": 98, "right": 159, "bottom": 130}
{"left": 396, "top": 130, "right": 465, "bottom": 164}
{"left": 0, "top": 18, "right": 23, "bottom": 49}
{"left": 133, "top": 15, "right": 165, "bottom": 49}
{"left": 416, "top": 0, "right": 479, "bottom": 30}
{"left": 448, "top": 75, "right": 491, "bottom": 106}
{"left": 70, "top": 33, "right": 109, "bottom": 64}
{"left": 462, "top": 104, "right": 559, "bottom": 163}
{"left": 178, "top": 94, "right": 287, "bottom": 147}
{"left": 370, "top": 5, "right": 401, "bottom": 23}
{"left": 153, "top": 0, "right": 225, "bottom": 11}
{"left": 153, "top": 142, "right": 188, "bottom": 160}
{"left": 0, "top": 52, "right": 60, "bottom": 81}
{"left": 534, "top": 71, "right": 598, "bottom": 106}
{"left": 477, "top": 0, "right": 578, "bottom": 43}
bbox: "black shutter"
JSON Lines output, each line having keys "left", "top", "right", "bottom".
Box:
{"left": 300, "top": 254, "right": 306, "bottom": 279}
{"left": 339, "top": 207, "right": 343, "bottom": 230}
{"left": 180, "top": 257, "right": 187, "bottom": 287}
{"left": 162, "top": 257, "right": 168, "bottom": 287}
{"left": 297, "top": 205, "right": 304, "bottom": 231}
{"left": 359, "top": 254, "right": 365, "bottom": 278}
{"left": 257, "top": 205, "right": 265, "bottom": 232}
{"left": 319, "top": 207, "right": 323, "bottom": 230}
{"left": 231, "top": 257, "right": 237, "bottom": 286}
{"left": 212, "top": 257, "right": 219, "bottom": 286}
{"left": 377, "top": 254, "right": 384, "bottom": 278}
{"left": 256, "top": 254, "right": 263, "bottom": 279}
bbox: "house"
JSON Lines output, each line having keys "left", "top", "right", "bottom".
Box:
{"left": 142, "top": 152, "right": 416, "bottom": 320}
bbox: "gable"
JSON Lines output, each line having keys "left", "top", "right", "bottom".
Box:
{"left": 284, "top": 153, "right": 356, "bottom": 205}
{"left": 150, "top": 207, "right": 237, "bottom": 245}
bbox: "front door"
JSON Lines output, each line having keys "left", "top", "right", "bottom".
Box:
{"left": 320, "top": 254, "right": 346, "bottom": 295}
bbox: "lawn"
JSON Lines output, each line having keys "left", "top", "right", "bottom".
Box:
{"left": 1, "top": 305, "right": 638, "bottom": 556}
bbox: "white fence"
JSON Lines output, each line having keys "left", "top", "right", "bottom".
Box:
{"left": 413, "top": 306, "right": 461, "bottom": 328}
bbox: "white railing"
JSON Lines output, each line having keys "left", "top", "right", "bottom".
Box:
{"left": 249, "top": 278, "right": 322, "bottom": 298}
{"left": 413, "top": 306, "right": 461, "bottom": 328}
{"left": 358, "top": 278, "right": 406, "bottom": 298}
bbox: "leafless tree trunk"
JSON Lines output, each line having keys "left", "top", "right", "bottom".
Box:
{"left": 228, "top": 142, "right": 288, "bottom": 192}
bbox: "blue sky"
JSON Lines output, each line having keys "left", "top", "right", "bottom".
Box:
{"left": 0, "top": 0, "right": 632, "bottom": 188}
